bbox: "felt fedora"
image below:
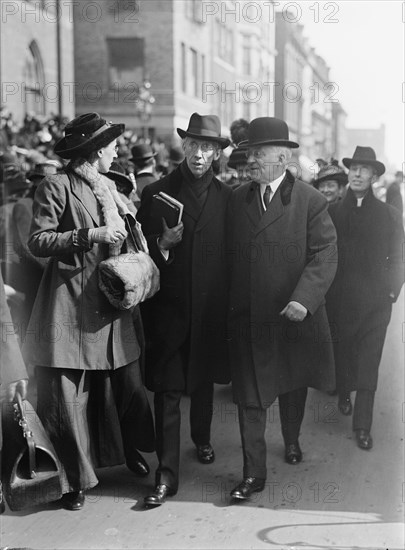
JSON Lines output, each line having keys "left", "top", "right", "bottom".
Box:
{"left": 239, "top": 117, "right": 299, "bottom": 149}
{"left": 54, "top": 113, "right": 124, "bottom": 160}
{"left": 313, "top": 163, "right": 348, "bottom": 189}
{"left": 342, "top": 146, "right": 385, "bottom": 177}
{"left": 177, "top": 113, "right": 230, "bottom": 149}
{"left": 106, "top": 162, "right": 134, "bottom": 195}
{"left": 130, "top": 143, "right": 157, "bottom": 162}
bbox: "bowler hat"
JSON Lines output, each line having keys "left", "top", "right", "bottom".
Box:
{"left": 106, "top": 162, "right": 134, "bottom": 195}
{"left": 54, "top": 113, "right": 124, "bottom": 160}
{"left": 169, "top": 146, "right": 184, "bottom": 165}
{"left": 227, "top": 146, "right": 248, "bottom": 169}
{"left": 239, "top": 117, "right": 299, "bottom": 149}
{"left": 130, "top": 143, "right": 157, "bottom": 163}
{"left": 177, "top": 113, "right": 230, "bottom": 149}
{"left": 342, "top": 146, "right": 385, "bottom": 177}
{"left": 313, "top": 163, "right": 347, "bottom": 189}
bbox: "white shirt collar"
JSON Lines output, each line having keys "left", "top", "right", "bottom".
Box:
{"left": 260, "top": 172, "right": 286, "bottom": 195}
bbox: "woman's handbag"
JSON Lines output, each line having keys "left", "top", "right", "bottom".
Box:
{"left": 98, "top": 215, "right": 160, "bottom": 310}
{"left": 1, "top": 392, "right": 63, "bottom": 511}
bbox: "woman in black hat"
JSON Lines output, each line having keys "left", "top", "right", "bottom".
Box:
{"left": 23, "top": 113, "right": 155, "bottom": 511}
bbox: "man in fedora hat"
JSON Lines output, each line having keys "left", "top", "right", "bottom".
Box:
{"left": 137, "top": 112, "right": 231, "bottom": 506}
{"left": 326, "top": 146, "right": 404, "bottom": 450}
{"left": 227, "top": 117, "right": 337, "bottom": 501}
{"left": 130, "top": 143, "right": 158, "bottom": 196}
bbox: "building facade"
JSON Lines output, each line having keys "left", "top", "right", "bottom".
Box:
{"left": 0, "top": 0, "right": 75, "bottom": 122}
{"left": 73, "top": 0, "right": 277, "bottom": 143}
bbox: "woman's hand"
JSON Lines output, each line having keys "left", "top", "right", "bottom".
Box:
{"left": 89, "top": 226, "right": 127, "bottom": 245}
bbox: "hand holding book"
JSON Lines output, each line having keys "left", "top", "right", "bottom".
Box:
{"left": 158, "top": 217, "right": 184, "bottom": 251}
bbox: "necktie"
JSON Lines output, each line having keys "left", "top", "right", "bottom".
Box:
{"left": 263, "top": 185, "right": 272, "bottom": 210}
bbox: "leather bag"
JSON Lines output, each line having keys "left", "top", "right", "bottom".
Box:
{"left": 1, "top": 393, "right": 63, "bottom": 511}
{"left": 99, "top": 215, "right": 160, "bottom": 310}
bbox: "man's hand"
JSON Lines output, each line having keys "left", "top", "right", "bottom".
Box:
{"left": 158, "top": 218, "right": 184, "bottom": 251}
{"left": 280, "top": 301, "right": 308, "bottom": 322}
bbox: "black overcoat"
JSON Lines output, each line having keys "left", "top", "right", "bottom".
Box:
{"left": 137, "top": 163, "right": 231, "bottom": 394}
{"left": 327, "top": 188, "right": 405, "bottom": 392}
{"left": 228, "top": 171, "right": 337, "bottom": 408}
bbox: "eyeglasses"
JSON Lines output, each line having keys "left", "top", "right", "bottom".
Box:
{"left": 186, "top": 140, "right": 217, "bottom": 153}
{"left": 246, "top": 148, "right": 267, "bottom": 160}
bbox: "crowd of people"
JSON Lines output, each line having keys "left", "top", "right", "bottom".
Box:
{"left": 0, "top": 108, "right": 404, "bottom": 513}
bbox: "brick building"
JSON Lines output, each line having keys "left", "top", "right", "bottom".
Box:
{"left": 73, "top": 0, "right": 277, "bottom": 143}
{"left": 0, "top": 0, "right": 75, "bottom": 122}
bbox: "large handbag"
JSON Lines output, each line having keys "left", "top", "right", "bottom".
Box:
{"left": 98, "top": 215, "right": 160, "bottom": 310}
{"left": 1, "top": 392, "right": 63, "bottom": 511}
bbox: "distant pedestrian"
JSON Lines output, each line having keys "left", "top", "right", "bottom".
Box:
{"left": 386, "top": 170, "right": 403, "bottom": 214}
{"left": 130, "top": 143, "right": 158, "bottom": 196}
{"left": 312, "top": 160, "right": 347, "bottom": 205}
{"left": 327, "top": 146, "right": 405, "bottom": 450}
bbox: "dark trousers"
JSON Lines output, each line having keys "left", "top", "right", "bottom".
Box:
{"left": 238, "top": 387, "right": 308, "bottom": 479}
{"left": 154, "top": 381, "right": 214, "bottom": 492}
{"left": 353, "top": 389, "right": 375, "bottom": 432}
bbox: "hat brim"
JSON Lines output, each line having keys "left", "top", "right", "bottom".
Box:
{"left": 177, "top": 128, "right": 230, "bottom": 149}
{"left": 313, "top": 172, "right": 348, "bottom": 188}
{"left": 342, "top": 157, "right": 385, "bottom": 177}
{"left": 239, "top": 138, "right": 299, "bottom": 149}
{"left": 130, "top": 152, "right": 157, "bottom": 162}
{"left": 54, "top": 124, "right": 125, "bottom": 160}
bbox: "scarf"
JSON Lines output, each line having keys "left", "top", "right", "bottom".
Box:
{"left": 71, "top": 159, "right": 131, "bottom": 256}
{"left": 180, "top": 160, "right": 213, "bottom": 206}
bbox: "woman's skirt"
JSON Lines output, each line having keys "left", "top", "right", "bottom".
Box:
{"left": 36, "top": 362, "right": 155, "bottom": 493}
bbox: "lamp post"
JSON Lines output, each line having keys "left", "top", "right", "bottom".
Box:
{"left": 136, "top": 78, "right": 155, "bottom": 139}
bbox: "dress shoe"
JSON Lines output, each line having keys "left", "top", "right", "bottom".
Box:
{"left": 196, "top": 443, "right": 215, "bottom": 464}
{"left": 355, "top": 429, "right": 373, "bottom": 450}
{"left": 230, "top": 477, "right": 266, "bottom": 500}
{"left": 285, "top": 442, "right": 303, "bottom": 465}
{"left": 338, "top": 395, "right": 352, "bottom": 416}
{"left": 61, "top": 490, "right": 85, "bottom": 511}
{"left": 126, "top": 450, "right": 150, "bottom": 476}
{"left": 144, "top": 484, "right": 174, "bottom": 507}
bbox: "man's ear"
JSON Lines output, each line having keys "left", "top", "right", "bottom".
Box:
{"left": 97, "top": 149, "right": 103, "bottom": 158}
{"left": 214, "top": 149, "right": 221, "bottom": 161}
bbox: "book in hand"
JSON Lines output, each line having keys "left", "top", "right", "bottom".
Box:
{"left": 151, "top": 191, "right": 184, "bottom": 228}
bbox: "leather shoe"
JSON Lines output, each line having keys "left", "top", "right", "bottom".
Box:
{"left": 285, "top": 442, "right": 303, "bottom": 465}
{"left": 144, "top": 484, "right": 174, "bottom": 507}
{"left": 61, "top": 490, "right": 85, "bottom": 511}
{"left": 230, "top": 477, "right": 266, "bottom": 500}
{"left": 338, "top": 395, "right": 352, "bottom": 416}
{"left": 355, "top": 429, "right": 373, "bottom": 450}
{"left": 127, "top": 450, "right": 150, "bottom": 476}
{"left": 196, "top": 443, "right": 215, "bottom": 464}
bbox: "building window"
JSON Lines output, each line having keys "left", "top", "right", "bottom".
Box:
{"left": 201, "top": 53, "right": 206, "bottom": 90}
{"left": 23, "top": 40, "right": 45, "bottom": 115}
{"left": 185, "top": 0, "right": 203, "bottom": 23}
{"left": 190, "top": 48, "right": 198, "bottom": 97}
{"left": 107, "top": 37, "right": 144, "bottom": 87}
{"left": 181, "top": 42, "right": 187, "bottom": 93}
{"left": 215, "top": 19, "right": 233, "bottom": 65}
{"left": 242, "top": 35, "right": 251, "bottom": 75}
